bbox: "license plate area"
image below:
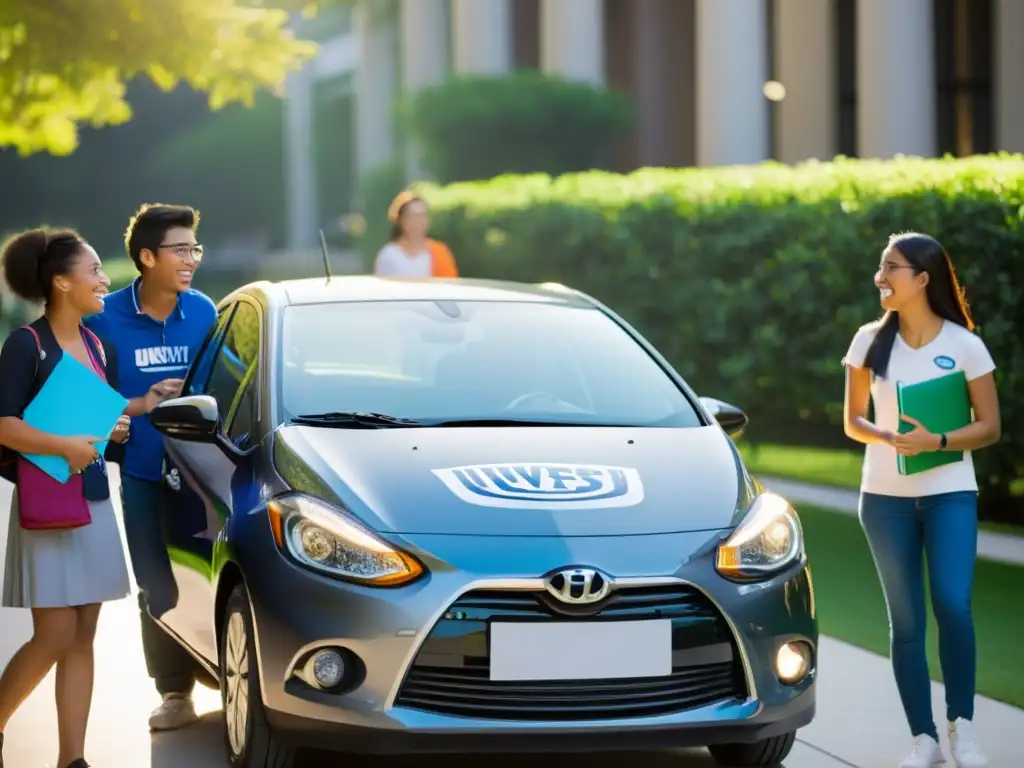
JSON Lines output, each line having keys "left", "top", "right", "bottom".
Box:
{"left": 489, "top": 619, "right": 672, "bottom": 681}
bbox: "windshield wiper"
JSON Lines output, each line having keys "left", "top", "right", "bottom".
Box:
{"left": 424, "top": 417, "right": 589, "bottom": 427}
{"left": 291, "top": 411, "right": 423, "bottom": 428}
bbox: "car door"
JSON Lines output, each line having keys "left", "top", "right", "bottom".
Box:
{"left": 159, "top": 299, "right": 264, "bottom": 663}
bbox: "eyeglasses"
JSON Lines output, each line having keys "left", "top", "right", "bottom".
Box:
{"left": 159, "top": 242, "right": 204, "bottom": 263}
{"left": 876, "top": 261, "right": 917, "bottom": 276}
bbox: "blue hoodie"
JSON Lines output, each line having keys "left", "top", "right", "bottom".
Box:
{"left": 85, "top": 278, "right": 217, "bottom": 483}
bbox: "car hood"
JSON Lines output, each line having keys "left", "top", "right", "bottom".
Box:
{"left": 272, "top": 425, "right": 754, "bottom": 537}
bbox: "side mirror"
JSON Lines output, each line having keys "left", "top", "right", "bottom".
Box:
{"left": 699, "top": 396, "right": 749, "bottom": 437}
{"left": 150, "top": 394, "right": 220, "bottom": 442}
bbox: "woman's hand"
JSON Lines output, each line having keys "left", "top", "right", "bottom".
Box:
{"left": 60, "top": 436, "right": 103, "bottom": 474}
{"left": 142, "top": 378, "right": 184, "bottom": 413}
{"left": 891, "top": 415, "right": 940, "bottom": 456}
{"left": 109, "top": 414, "right": 131, "bottom": 444}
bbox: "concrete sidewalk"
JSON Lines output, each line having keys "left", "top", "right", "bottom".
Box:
{"left": 761, "top": 475, "right": 1024, "bottom": 567}
{"left": 2, "top": 474, "right": 1022, "bottom": 767}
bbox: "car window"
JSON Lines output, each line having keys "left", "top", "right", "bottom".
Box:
{"left": 186, "top": 305, "right": 235, "bottom": 396}
{"left": 280, "top": 300, "right": 703, "bottom": 428}
{"left": 206, "top": 301, "right": 261, "bottom": 447}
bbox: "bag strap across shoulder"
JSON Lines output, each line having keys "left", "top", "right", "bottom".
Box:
{"left": 18, "top": 325, "right": 42, "bottom": 382}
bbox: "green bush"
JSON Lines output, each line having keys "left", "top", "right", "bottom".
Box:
{"left": 353, "top": 159, "right": 408, "bottom": 264}
{"left": 417, "top": 155, "right": 1024, "bottom": 520}
{"left": 402, "top": 71, "right": 633, "bottom": 184}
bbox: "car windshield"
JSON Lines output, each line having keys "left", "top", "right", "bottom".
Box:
{"left": 280, "top": 300, "right": 703, "bottom": 428}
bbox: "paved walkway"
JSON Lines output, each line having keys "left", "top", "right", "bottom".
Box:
{"left": 2, "top": 473, "right": 1022, "bottom": 767}
{"left": 760, "top": 475, "right": 1024, "bottom": 567}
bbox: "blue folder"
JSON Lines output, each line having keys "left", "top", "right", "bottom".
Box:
{"left": 20, "top": 352, "right": 129, "bottom": 483}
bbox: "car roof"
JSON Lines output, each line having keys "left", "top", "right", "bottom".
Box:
{"left": 233, "top": 276, "right": 598, "bottom": 309}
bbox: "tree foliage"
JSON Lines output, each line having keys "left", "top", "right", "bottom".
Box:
{"left": 0, "top": 0, "right": 324, "bottom": 155}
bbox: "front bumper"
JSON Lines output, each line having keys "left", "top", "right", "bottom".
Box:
{"left": 237, "top": 526, "right": 817, "bottom": 753}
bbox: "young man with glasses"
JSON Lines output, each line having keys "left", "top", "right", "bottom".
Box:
{"left": 85, "top": 204, "right": 217, "bottom": 731}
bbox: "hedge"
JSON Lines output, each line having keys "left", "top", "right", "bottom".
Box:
{"left": 417, "top": 155, "right": 1024, "bottom": 520}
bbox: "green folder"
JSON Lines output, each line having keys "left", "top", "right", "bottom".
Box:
{"left": 896, "top": 371, "right": 972, "bottom": 475}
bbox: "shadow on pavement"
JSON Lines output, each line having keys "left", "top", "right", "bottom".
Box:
{"left": 147, "top": 713, "right": 726, "bottom": 768}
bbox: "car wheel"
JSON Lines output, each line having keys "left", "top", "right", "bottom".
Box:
{"left": 707, "top": 732, "right": 796, "bottom": 767}
{"left": 221, "top": 583, "right": 296, "bottom": 768}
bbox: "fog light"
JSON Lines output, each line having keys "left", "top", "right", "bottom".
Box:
{"left": 775, "top": 641, "right": 812, "bottom": 684}
{"left": 306, "top": 649, "right": 346, "bottom": 689}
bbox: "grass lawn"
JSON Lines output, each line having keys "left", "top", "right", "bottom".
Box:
{"left": 740, "top": 441, "right": 1024, "bottom": 538}
{"left": 800, "top": 504, "right": 1024, "bottom": 709}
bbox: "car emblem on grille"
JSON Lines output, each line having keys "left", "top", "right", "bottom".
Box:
{"left": 544, "top": 567, "right": 612, "bottom": 605}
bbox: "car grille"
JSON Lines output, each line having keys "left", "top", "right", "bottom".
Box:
{"left": 394, "top": 584, "right": 748, "bottom": 721}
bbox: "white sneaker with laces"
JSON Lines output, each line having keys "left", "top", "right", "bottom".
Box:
{"left": 948, "top": 718, "right": 988, "bottom": 768}
{"left": 899, "top": 734, "right": 946, "bottom": 768}
{"left": 148, "top": 693, "right": 199, "bottom": 731}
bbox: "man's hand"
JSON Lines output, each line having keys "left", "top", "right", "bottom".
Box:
{"left": 142, "top": 378, "right": 185, "bottom": 414}
{"left": 109, "top": 414, "right": 132, "bottom": 444}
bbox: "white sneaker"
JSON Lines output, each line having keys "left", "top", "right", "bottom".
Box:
{"left": 148, "top": 693, "right": 199, "bottom": 731}
{"left": 948, "top": 718, "right": 988, "bottom": 768}
{"left": 900, "top": 734, "right": 946, "bottom": 768}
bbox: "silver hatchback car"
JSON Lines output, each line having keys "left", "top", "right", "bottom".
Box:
{"left": 147, "top": 277, "right": 817, "bottom": 767}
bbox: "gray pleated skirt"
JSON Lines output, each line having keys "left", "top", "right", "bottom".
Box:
{"left": 2, "top": 490, "right": 131, "bottom": 609}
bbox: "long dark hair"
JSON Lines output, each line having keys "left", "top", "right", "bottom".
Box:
{"left": 864, "top": 232, "right": 974, "bottom": 379}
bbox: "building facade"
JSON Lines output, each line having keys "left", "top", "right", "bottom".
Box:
{"left": 284, "top": 0, "right": 1024, "bottom": 248}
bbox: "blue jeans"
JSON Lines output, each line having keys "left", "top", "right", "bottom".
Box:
{"left": 859, "top": 491, "right": 978, "bottom": 741}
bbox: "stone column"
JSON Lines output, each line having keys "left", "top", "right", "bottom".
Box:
{"left": 540, "top": 0, "right": 604, "bottom": 85}
{"left": 856, "top": 0, "right": 936, "bottom": 159}
{"left": 775, "top": 0, "right": 837, "bottom": 163}
{"left": 451, "top": 0, "right": 512, "bottom": 74}
{"left": 695, "top": 0, "right": 770, "bottom": 166}
{"left": 400, "top": 0, "right": 449, "bottom": 180}
{"left": 995, "top": 0, "right": 1024, "bottom": 152}
{"left": 354, "top": 0, "right": 399, "bottom": 177}
{"left": 284, "top": 67, "right": 317, "bottom": 249}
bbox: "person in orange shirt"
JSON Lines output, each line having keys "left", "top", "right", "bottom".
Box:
{"left": 373, "top": 192, "right": 459, "bottom": 278}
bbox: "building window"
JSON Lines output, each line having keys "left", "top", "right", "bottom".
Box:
{"left": 934, "top": 0, "right": 993, "bottom": 156}
{"left": 836, "top": 0, "right": 857, "bottom": 157}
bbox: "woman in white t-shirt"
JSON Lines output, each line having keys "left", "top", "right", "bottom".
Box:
{"left": 842, "top": 232, "right": 1001, "bottom": 768}
{"left": 372, "top": 192, "right": 458, "bottom": 279}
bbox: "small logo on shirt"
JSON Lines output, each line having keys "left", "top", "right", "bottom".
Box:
{"left": 933, "top": 355, "right": 956, "bottom": 370}
{"left": 135, "top": 345, "right": 189, "bottom": 373}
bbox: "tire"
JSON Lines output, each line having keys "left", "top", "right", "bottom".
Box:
{"left": 220, "top": 583, "right": 297, "bottom": 768}
{"left": 707, "top": 732, "right": 797, "bottom": 767}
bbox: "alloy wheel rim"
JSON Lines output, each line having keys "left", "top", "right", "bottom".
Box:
{"left": 224, "top": 611, "right": 250, "bottom": 755}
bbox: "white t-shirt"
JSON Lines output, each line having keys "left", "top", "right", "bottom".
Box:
{"left": 843, "top": 319, "right": 996, "bottom": 498}
{"left": 374, "top": 242, "right": 432, "bottom": 277}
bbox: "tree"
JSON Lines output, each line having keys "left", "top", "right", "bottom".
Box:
{"left": 0, "top": 0, "right": 332, "bottom": 156}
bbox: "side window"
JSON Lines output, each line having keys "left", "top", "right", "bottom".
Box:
{"left": 186, "top": 305, "right": 235, "bottom": 396}
{"left": 206, "top": 301, "right": 261, "bottom": 449}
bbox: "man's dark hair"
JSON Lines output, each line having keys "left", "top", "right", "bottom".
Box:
{"left": 125, "top": 203, "right": 199, "bottom": 271}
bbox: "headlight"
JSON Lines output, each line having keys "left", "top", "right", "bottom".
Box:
{"left": 267, "top": 493, "right": 424, "bottom": 586}
{"left": 716, "top": 492, "right": 804, "bottom": 580}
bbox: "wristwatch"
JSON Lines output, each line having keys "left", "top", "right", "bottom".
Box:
{"left": 938, "top": 433, "right": 948, "bottom": 450}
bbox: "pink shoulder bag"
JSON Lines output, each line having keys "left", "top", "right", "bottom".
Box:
{"left": 14, "top": 325, "right": 108, "bottom": 531}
